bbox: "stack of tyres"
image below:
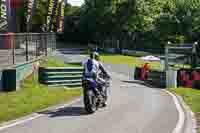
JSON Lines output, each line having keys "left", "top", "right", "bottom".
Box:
{"left": 134, "top": 67, "right": 142, "bottom": 80}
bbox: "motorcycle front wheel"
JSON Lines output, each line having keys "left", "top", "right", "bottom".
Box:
{"left": 84, "top": 89, "right": 97, "bottom": 114}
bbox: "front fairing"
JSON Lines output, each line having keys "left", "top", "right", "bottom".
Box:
{"left": 82, "top": 78, "right": 97, "bottom": 89}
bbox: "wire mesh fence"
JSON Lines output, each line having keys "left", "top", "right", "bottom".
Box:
{"left": 0, "top": 33, "right": 56, "bottom": 69}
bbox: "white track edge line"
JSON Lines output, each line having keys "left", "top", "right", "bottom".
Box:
{"left": 0, "top": 98, "right": 81, "bottom": 131}
{"left": 164, "top": 90, "right": 185, "bottom": 133}
{"left": 178, "top": 95, "right": 197, "bottom": 133}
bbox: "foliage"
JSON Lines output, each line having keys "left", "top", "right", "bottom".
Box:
{"left": 16, "top": 0, "right": 63, "bottom": 32}
{"left": 63, "top": 0, "right": 200, "bottom": 51}
{"left": 13, "top": 0, "right": 200, "bottom": 49}
{"left": 32, "top": 0, "right": 48, "bottom": 25}
{"left": 154, "top": 0, "right": 200, "bottom": 44}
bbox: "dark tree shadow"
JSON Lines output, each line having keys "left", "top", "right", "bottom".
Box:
{"left": 38, "top": 106, "right": 89, "bottom": 118}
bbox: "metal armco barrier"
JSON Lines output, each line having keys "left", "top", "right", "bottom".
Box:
{"left": 39, "top": 67, "right": 83, "bottom": 87}
{"left": 2, "top": 58, "right": 43, "bottom": 91}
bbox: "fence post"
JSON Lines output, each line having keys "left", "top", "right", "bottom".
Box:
{"left": 166, "top": 68, "right": 177, "bottom": 88}
{"left": 165, "top": 41, "right": 170, "bottom": 89}
{"left": 54, "top": 33, "right": 56, "bottom": 51}
{"left": 11, "top": 33, "right": 15, "bottom": 64}
{"left": 191, "top": 42, "right": 198, "bottom": 68}
{"left": 36, "top": 36, "right": 38, "bottom": 57}
{"left": 25, "top": 33, "right": 29, "bottom": 61}
{"left": 45, "top": 33, "right": 48, "bottom": 56}
{"left": 165, "top": 42, "right": 170, "bottom": 71}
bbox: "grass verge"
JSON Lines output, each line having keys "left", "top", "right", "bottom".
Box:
{"left": 0, "top": 75, "right": 81, "bottom": 124}
{"left": 42, "top": 57, "right": 82, "bottom": 67}
{"left": 101, "top": 54, "right": 190, "bottom": 71}
{"left": 169, "top": 88, "right": 200, "bottom": 133}
{"left": 101, "top": 54, "right": 162, "bottom": 71}
{"left": 0, "top": 57, "right": 82, "bottom": 124}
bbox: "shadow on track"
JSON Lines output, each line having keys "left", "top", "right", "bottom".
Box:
{"left": 38, "top": 106, "right": 89, "bottom": 118}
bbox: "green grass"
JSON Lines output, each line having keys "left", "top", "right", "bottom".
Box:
{"left": 170, "top": 88, "right": 200, "bottom": 112}
{"left": 170, "top": 64, "right": 191, "bottom": 69}
{"left": 101, "top": 54, "right": 190, "bottom": 71}
{"left": 169, "top": 88, "right": 200, "bottom": 132}
{"left": 101, "top": 54, "right": 162, "bottom": 71}
{"left": 0, "top": 75, "right": 81, "bottom": 123}
{"left": 42, "top": 58, "right": 82, "bottom": 67}
{"left": 0, "top": 57, "right": 82, "bottom": 123}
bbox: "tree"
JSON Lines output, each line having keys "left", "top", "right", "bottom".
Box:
{"left": 63, "top": 0, "right": 200, "bottom": 50}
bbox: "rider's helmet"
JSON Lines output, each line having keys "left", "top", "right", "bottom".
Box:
{"left": 93, "top": 52, "right": 100, "bottom": 61}
{"left": 89, "top": 52, "right": 99, "bottom": 59}
{"left": 90, "top": 52, "right": 94, "bottom": 59}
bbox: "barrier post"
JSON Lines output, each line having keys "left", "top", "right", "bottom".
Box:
{"left": 166, "top": 68, "right": 177, "bottom": 88}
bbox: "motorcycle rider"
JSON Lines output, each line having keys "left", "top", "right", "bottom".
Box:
{"left": 93, "top": 52, "right": 111, "bottom": 84}
{"left": 82, "top": 52, "right": 110, "bottom": 100}
{"left": 82, "top": 52, "right": 102, "bottom": 99}
{"left": 93, "top": 52, "right": 111, "bottom": 106}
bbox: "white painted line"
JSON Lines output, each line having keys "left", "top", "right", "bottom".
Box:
{"left": 190, "top": 111, "right": 197, "bottom": 133}
{"left": 164, "top": 90, "right": 185, "bottom": 133}
{"left": 51, "top": 98, "right": 81, "bottom": 111}
{"left": 0, "top": 114, "right": 43, "bottom": 131}
{"left": 178, "top": 95, "right": 197, "bottom": 133}
{"left": 0, "top": 98, "right": 81, "bottom": 131}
